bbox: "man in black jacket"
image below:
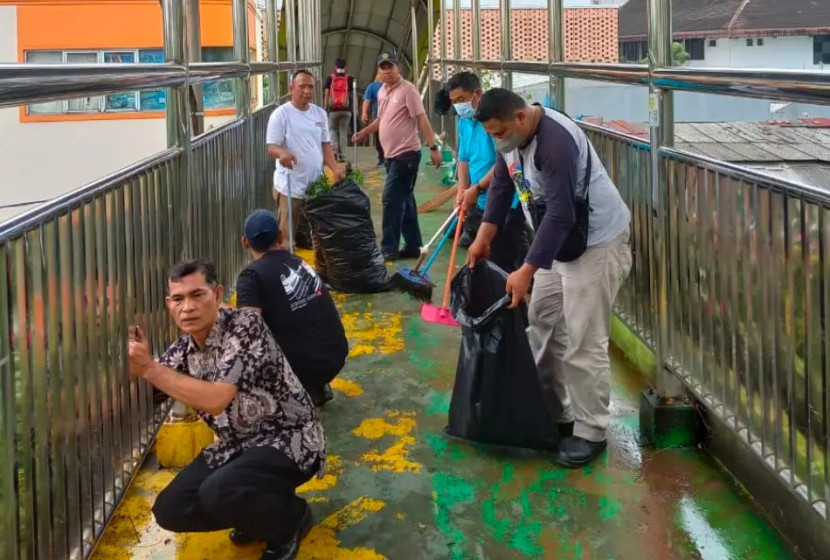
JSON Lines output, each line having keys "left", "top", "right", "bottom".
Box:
{"left": 236, "top": 209, "right": 349, "bottom": 405}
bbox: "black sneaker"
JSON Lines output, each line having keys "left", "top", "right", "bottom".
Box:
{"left": 399, "top": 247, "right": 421, "bottom": 259}
{"left": 556, "top": 436, "right": 607, "bottom": 469}
{"left": 260, "top": 503, "right": 313, "bottom": 560}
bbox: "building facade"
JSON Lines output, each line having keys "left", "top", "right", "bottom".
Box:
{"left": 618, "top": 0, "right": 830, "bottom": 70}
{"left": 0, "top": 0, "right": 260, "bottom": 221}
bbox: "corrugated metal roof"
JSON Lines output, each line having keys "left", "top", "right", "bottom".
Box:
{"left": 744, "top": 163, "right": 830, "bottom": 189}
{"left": 602, "top": 120, "right": 830, "bottom": 163}
{"left": 620, "top": 0, "right": 830, "bottom": 39}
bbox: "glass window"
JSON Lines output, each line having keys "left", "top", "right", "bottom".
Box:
{"left": 814, "top": 35, "right": 830, "bottom": 65}
{"left": 25, "top": 51, "right": 63, "bottom": 114}
{"left": 202, "top": 48, "right": 235, "bottom": 109}
{"left": 138, "top": 49, "right": 166, "bottom": 111}
{"left": 104, "top": 51, "right": 137, "bottom": 111}
{"left": 66, "top": 52, "right": 101, "bottom": 112}
{"left": 686, "top": 39, "right": 705, "bottom": 61}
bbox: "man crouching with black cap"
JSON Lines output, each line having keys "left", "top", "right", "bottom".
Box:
{"left": 236, "top": 209, "right": 349, "bottom": 406}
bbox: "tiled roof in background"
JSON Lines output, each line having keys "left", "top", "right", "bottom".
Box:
{"left": 620, "top": 0, "right": 830, "bottom": 40}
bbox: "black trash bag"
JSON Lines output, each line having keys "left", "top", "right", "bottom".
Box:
{"left": 304, "top": 178, "right": 391, "bottom": 293}
{"left": 446, "top": 260, "right": 559, "bottom": 451}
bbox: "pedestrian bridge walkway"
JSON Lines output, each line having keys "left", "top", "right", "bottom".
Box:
{"left": 85, "top": 153, "right": 793, "bottom": 560}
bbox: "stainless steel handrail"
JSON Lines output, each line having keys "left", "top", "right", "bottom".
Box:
{"left": 0, "top": 148, "right": 182, "bottom": 242}
{"left": 0, "top": 60, "right": 322, "bottom": 109}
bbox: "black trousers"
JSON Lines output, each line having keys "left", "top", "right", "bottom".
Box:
{"left": 152, "top": 447, "right": 313, "bottom": 543}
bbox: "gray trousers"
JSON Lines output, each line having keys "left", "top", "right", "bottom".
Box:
{"left": 328, "top": 110, "right": 351, "bottom": 156}
{"left": 527, "top": 229, "right": 632, "bottom": 442}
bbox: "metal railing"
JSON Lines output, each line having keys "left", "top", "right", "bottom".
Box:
{"left": 0, "top": 0, "right": 321, "bottom": 557}
{"left": 430, "top": 0, "right": 830, "bottom": 544}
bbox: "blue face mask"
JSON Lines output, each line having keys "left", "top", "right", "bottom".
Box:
{"left": 454, "top": 102, "right": 475, "bottom": 120}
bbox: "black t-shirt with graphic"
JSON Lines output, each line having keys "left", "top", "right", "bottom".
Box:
{"left": 236, "top": 250, "right": 349, "bottom": 376}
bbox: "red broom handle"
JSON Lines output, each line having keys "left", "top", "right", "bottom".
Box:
{"left": 441, "top": 206, "right": 466, "bottom": 310}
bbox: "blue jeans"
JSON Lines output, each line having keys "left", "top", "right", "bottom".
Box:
{"left": 382, "top": 150, "right": 423, "bottom": 256}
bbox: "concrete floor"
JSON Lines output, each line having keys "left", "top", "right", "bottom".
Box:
{"left": 90, "top": 149, "right": 796, "bottom": 560}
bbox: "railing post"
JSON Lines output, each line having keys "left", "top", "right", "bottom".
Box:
{"left": 266, "top": 0, "right": 280, "bottom": 104}
{"left": 547, "top": 0, "right": 564, "bottom": 110}
{"left": 499, "top": 0, "right": 512, "bottom": 90}
{"left": 411, "top": 2, "right": 420, "bottom": 82}
{"left": 427, "top": 0, "right": 436, "bottom": 129}
{"left": 185, "top": 0, "right": 204, "bottom": 135}
{"left": 641, "top": 0, "right": 695, "bottom": 448}
{"left": 162, "top": 0, "right": 189, "bottom": 150}
{"left": 453, "top": 0, "right": 462, "bottom": 70}
{"left": 471, "top": 0, "right": 481, "bottom": 63}
{"left": 232, "top": 0, "right": 251, "bottom": 119}
{"left": 439, "top": 0, "right": 448, "bottom": 135}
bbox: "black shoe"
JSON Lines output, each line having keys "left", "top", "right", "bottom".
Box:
{"left": 399, "top": 247, "right": 421, "bottom": 259}
{"left": 308, "top": 384, "right": 334, "bottom": 407}
{"left": 229, "top": 528, "right": 258, "bottom": 545}
{"left": 556, "top": 436, "right": 607, "bottom": 469}
{"left": 382, "top": 253, "right": 398, "bottom": 262}
{"left": 558, "top": 421, "right": 574, "bottom": 439}
{"left": 260, "top": 503, "right": 313, "bottom": 560}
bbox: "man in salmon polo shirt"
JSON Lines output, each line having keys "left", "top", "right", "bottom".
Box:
{"left": 353, "top": 51, "right": 442, "bottom": 261}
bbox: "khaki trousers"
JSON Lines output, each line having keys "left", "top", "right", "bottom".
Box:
{"left": 274, "top": 191, "right": 304, "bottom": 249}
{"left": 527, "top": 229, "right": 632, "bottom": 443}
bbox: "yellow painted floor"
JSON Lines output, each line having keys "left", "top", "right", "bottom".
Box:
{"left": 89, "top": 150, "right": 795, "bottom": 560}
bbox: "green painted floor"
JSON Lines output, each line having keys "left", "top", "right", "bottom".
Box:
{"left": 92, "top": 148, "right": 797, "bottom": 560}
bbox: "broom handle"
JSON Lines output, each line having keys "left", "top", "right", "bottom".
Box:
{"left": 422, "top": 215, "right": 458, "bottom": 274}
{"left": 441, "top": 207, "right": 465, "bottom": 310}
{"left": 423, "top": 206, "right": 459, "bottom": 252}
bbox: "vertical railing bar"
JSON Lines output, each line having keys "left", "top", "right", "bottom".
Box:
{"left": 123, "top": 178, "right": 141, "bottom": 467}
{"left": 800, "top": 197, "right": 814, "bottom": 502}
{"left": 13, "top": 236, "right": 36, "bottom": 559}
{"left": 28, "top": 225, "right": 54, "bottom": 558}
{"left": 82, "top": 201, "right": 105, "bottom": 535}
{"left": 821, "top": 205, "right": 830, "bottom": 503}
{"left": 93, "top": 195, "right": 116, "bottom": 522}
{"left": 105, "top": 192, "right": 125, "bottom": 495}
{"left": 0, "top": 241, "right": 19, "bottom": 560}
{"left": 44, "top": 217, "right": 68, "bottom": 559}
{"left": 727, "top": 179, "right": 741, "bottom": 427}
{"left": 112, "top": 187, "right": 131, "bottom": 484}
{"left": 771, "top": 190, "right": 786, "bottom": 473}
{"left": 785, "top": 195, "right": 798, "bottom": 486}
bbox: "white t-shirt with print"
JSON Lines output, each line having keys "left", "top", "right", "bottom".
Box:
{"left": 266, "top": 102, "right": 331, "bottom": 199}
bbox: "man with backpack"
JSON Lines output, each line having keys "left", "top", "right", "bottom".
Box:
{"left": 324, "top": 59, "right": 356, "bottom": 162}
{"left": 467, "top": 88, "right": 632, "bottom": 469}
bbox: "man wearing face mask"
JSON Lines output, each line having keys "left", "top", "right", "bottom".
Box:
{"left": 447, "top": 71, "right": 528, "bottom": 273}
{"left": 467, "top": 88, "right": 632, "bottom": 469}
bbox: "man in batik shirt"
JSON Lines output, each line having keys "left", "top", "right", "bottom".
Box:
{"left": 127, "top": 258, "right": 325, "bottom": 560}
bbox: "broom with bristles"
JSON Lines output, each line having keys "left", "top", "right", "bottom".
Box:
{"left": 391, "top": 207, "right": 459, "bottom": 302}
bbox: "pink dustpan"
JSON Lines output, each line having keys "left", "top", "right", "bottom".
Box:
{"left": 420, "top": 207, "right": 465, "bottom": 328}
{"left": 420, "top": 303, "right": 459, "bottom": 327}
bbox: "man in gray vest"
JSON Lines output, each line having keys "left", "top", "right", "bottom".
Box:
{"left": 467, "top": 88, "right": 632, "bottom": 468}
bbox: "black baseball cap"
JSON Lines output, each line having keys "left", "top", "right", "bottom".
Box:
{"left": 377, "top": 51, "right": 398, "bottom": 67}
{"left": 335, "top": 58, "right": 347, "bottom": 69}
{"left": 244, "top": 209, "right": 280, "bottom": 251}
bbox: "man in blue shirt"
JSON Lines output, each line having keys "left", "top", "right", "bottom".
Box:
{"left": 447, "top": 71, "right": 528, "bottom": 273}
{"left": 361, "top": 72, "right": 384, "bottom": 167}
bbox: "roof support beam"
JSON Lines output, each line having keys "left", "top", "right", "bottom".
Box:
{"left": 322, "top": 27, "right": 414, "bottom": 67}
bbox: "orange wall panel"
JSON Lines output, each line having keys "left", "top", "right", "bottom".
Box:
{"left": 13, "top": 0, "right": 255, "bottom": 59}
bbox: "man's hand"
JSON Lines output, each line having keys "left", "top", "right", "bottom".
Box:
{"left": 279, "top": 152, "right": 298, "bottom": 169}
{"left": 455, "top": 187, "right": 466, "bottom": 208}
{"left": 462, "top": 186, "right": 480, "bottom": 210}
{"left": 128, "top": 325, "right": 154, "bottom": 378}
{"left": 352, "top": 130, "right": 366, "bottom": 144}
{"left": 467, "top": 238, "right": 491, "bottom": 268}
{"left": 331, "top": 163, "right": 346, "bottom": 183}
{"left": 429, "top": 148, "right": 442, "bottom": 168}
{"left": 361, "top": 113, "right": 370, "bottom": 126}
{"left": 506, "top": 264, "right": 536, "bottom": 309}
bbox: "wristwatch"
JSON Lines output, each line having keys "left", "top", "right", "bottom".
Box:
{"left": 429, "top": 144, "right": 439, "bottom": 152}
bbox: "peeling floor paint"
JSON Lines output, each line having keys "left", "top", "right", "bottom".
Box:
{"left": 90, "top": 149, "right": 797, "bottom": 560}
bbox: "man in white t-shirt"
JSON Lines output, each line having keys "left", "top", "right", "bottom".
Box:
{"left": 267, "top": 69, "right": 344, "bottom": 246}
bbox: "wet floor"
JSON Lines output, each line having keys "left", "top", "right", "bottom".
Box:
{"left": 91, "top": 149, "right": 797, "bottom": 560}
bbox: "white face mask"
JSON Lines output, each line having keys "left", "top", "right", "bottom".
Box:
{"left": 495, "top": 132, "right": 521, "bottom": 153}
{"left": 453, "top": 102, "right": 475, "bottom": 120}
